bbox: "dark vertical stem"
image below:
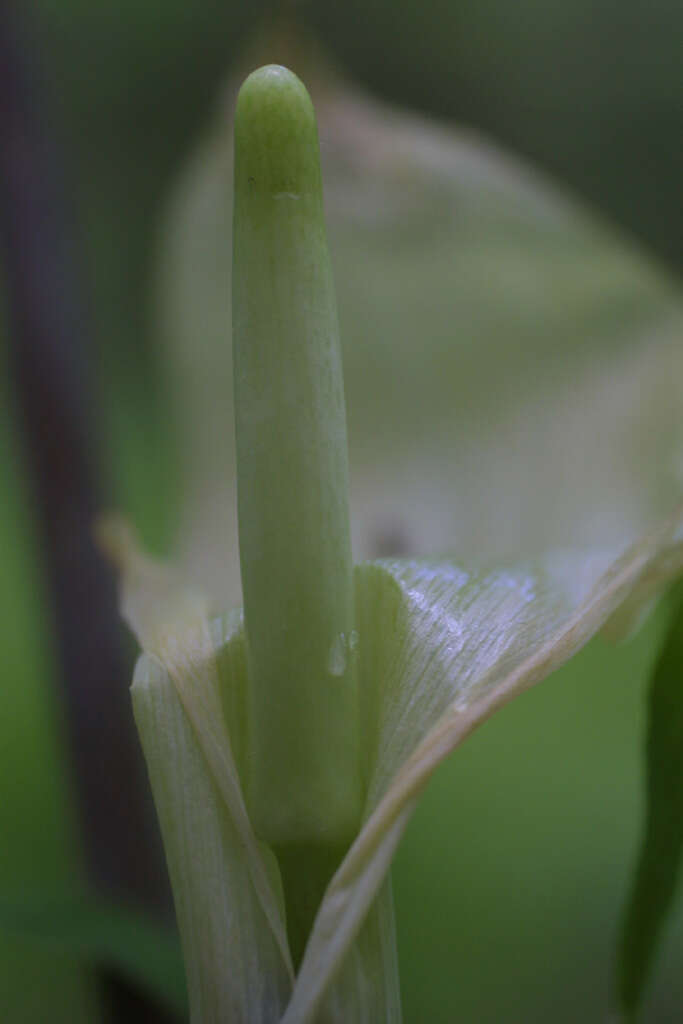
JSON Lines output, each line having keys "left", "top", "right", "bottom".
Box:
{"left": 0, "top": 5, "right": 176, "bottom": 1021}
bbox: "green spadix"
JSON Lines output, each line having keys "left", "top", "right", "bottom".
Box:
{"left": 232, "top": 66, "right": 362, "bottom": 847}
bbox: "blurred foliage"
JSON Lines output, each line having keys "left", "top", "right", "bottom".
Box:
{"left": 1, "top": 0, "right": 682, "bottom": 1020}
{"left": 306, "top": 0, "right": 683, "bottom": 271}
{"left": 0, "top": 893, "right": 186, "bottom": 1016}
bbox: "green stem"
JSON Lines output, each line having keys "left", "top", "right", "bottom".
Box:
{"left": 232, "top": 65, "right": 362, "bottom": 848}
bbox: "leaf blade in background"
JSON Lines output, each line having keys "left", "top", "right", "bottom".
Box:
{"left": 156, "top": 56, "right": 683, "bottom": 610}
{"left": 616, "top": 584, "right": 683, "bottom": 1021}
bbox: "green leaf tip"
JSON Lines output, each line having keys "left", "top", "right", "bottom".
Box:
{"left": 232, "top": 65, "right": 363, "bottom": 848}
{"left": 616, "top": 583, "right": 683, "bottom": 1020}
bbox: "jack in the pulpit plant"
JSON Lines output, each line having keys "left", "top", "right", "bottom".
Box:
{"left": 104, "top": 66, "right": 683, "bottom": 1023}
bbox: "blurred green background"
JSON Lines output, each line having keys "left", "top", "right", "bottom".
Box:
{"left": 2, "top": 1, "right": 682, "bottom": 1020}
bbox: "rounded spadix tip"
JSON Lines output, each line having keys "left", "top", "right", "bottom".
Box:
{"left": 237, "top": 63, "right": 311, "bottom": 111}
{"left": 234, "top": 65, "right": 320, "bottom": 199}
